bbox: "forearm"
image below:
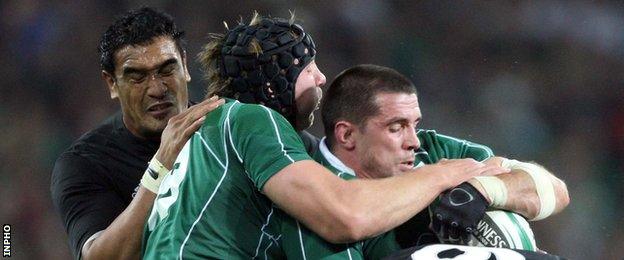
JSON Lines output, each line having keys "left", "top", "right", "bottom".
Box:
{"left": 265, "top": 159, "right": 498, "bottom": 244}
{"left": 335, "top": 171, "right": 449, "bottom": 241}
{"left": 470, "top": 160, "right": 570, "bottom": 220}
{"left": 265, "top": 162, "right": 450, "bottom": 243}
{"left": 82, "top": 187, "right": 155, "bottom": 260}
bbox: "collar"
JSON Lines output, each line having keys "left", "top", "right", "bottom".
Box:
{"left": 319, "top": 137, "right": 356, "bottom": 176}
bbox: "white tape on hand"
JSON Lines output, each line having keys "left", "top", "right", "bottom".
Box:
{"left": 140, "top": 157, "right": 170, "bottom": 194}
{"left": 473, "top": 176, "right": 508, "bottom": 208}
{"left": 502, "top": 159, "right": 556, "bottom": 221}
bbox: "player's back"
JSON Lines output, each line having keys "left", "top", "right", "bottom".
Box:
{"left": 143, "top": 100, "right": 310, "bottom": 259}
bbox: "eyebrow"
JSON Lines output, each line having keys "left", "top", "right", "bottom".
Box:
{"left": 385, "top": 116, "right": 421, "bottom": 125}
{"left": 122, "top": 58, "right": 178, "bottom": 75}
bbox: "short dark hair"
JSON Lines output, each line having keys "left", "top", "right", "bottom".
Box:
{"left": 98, "top": 7, "right": 186, "bottom": 75}
{"left": 321, "top": 64, "right": 417, "bottom": 148}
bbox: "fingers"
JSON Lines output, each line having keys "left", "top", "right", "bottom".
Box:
{"left": 482, "top": 156, "right": 505, "bottom": 167}
{"left": 478, "top": 165, "right": 510, "bottom": 176}
{"left": 182, "top": 116, "right": 206, "bottom": 138}
{"left": 187, "top": 96, "right": 224, "bottom": 119}
{"left": 170, "top": 96, "right": 224, "bottom": 130}
{"left": 175, "top": 95, "right": 222, "bottom": 117}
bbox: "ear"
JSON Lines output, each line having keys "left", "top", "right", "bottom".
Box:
{"left": 181, "top": 50, "right": 191, "bottom": 82}
{"left": 334, "top": 121, "right": 357, "bottom": 150}
{"left": 102, "top": 70, "right": 118, "bottom": 99}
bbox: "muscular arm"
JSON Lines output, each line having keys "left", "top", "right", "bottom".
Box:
{"left": 264, "top": 159, "right": 508, "bottom": 244}
{"left": 469, "top": 156, "right": 570, "bottom": 220}
{"left": 81, "top": 187, "right": 154, "bottom": 260}
{"left": 80, "top": 98, "right": 223, "bottom": 260}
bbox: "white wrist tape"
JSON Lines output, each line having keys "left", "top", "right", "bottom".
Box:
{"left": 502, "top": 159, "right": 556, "bottom": 221}
{"left": 140, "top": 157, "right": 170, "bottom": 194}
{"left": 473, "top": 176, "right": 508, "bottom": 208}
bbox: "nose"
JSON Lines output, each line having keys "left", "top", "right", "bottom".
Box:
{"left": 403, "top": 127, "right": 420, "bottom": 151}
{"left": 146, "top": 74, "right": 167, "bottom": 98}
{"left": 316, "top": 69, "right": 326, "bottom": 88}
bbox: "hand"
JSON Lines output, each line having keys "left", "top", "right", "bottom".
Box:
{"left": 483, "top": 156, "right": 505, "bottom": 167}
{"left": 419, "top": 159, "right": 509, "bottom": 190}
{"left": 430, "top": 182, "right": 489, "bottom": 244}
{"left": 154, "top": 96, "right": 224, "bottom": 168}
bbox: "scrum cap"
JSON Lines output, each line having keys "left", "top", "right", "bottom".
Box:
{"left": 219, "top": 17, "right": 316, "bottom": 123}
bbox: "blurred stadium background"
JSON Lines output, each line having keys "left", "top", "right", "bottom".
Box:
{"left": 1, "top": 0, "right": 622, "bottom": 259}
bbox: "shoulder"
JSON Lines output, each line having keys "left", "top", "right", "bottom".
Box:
{"left": 224, "top": 101, "right": 291, "bottom": 128}
{"left": 418, "top": 129, "right": 470, "bottom": 146}
{"left": 229, "top": 101, "right": 279, "bottom": 118}
{"left": 52, "top": 114, "right": 119, "bottom": 180}
{"left": 66, "top": 113, "right": 119, "bottom": 154}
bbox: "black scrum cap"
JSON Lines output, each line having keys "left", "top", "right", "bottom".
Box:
{"left": 219, "top": 17, "right": 316, "bottom": 124}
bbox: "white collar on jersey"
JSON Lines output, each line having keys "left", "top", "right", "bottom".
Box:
{"left": 319, "top": 137, "right": 356, "bottom": 176}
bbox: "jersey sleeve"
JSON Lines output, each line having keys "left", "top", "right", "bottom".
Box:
{"left": 362, "top": 230, "right": 401, "bottom": 259}
{"left": 418, "top": 129, "right": 494, "bottom": 161}
{"left": 51, "top": 153, "right": 127, "bottom": 260}
{"left": 228, "top": 104, "right": 312, "bottom": 191}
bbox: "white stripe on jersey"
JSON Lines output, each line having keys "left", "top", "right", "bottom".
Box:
{"left": 196, "top": 132, "right": 226, "bottom": 169}
{"left": 228, "top": 101, "right": 244, "bottom": 163}
{"left": 263, "top": 240, "right": 274, "bottom": 260}
{"left": 179, "top": 103, "right": 237, "bottom": 259}
{"left": 262, "top": 106, "right": 295, "bottom": 163}
{"left": 346, "top": 246, "right": 353, "bottom": 260}
{"left": 296, "top": 221, "right": 307, "bottom": 260}
{"left": 253, "top": 207, "right": 275, "bottom": 258}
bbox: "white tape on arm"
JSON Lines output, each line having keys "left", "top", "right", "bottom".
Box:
{"left": 140, "top": 157, "right": 170, "bottom": 194}
{"left": 502, "top": 159, "right": 556, "bottom": 221}
{"left": 473, "top": 176, "right": 508, "bottom": 208}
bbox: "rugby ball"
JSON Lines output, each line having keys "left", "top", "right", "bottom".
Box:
{"left": 465, "top": 210, "right": 537, "bottom": 251}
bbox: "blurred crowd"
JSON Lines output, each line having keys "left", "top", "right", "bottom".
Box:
{"left": 1, "top": 1, "right": 622, "bottom": 259}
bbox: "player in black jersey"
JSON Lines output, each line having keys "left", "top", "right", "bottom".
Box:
{"left": 50, "top": 7, "right": 224, "bottom": 259}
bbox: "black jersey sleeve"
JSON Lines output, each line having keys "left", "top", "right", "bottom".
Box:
{"left": 51, "top": 153, "right": 127, "bottom": 260}
{"left": 298, "top": 130, "right": 321, "bottom": 155}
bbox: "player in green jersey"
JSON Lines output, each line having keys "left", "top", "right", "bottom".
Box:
{"left": 278, "top": 64, "right": 569, "bottom": 258}
{"left": 142, "top": 14, "right": 511, "bottom": 259}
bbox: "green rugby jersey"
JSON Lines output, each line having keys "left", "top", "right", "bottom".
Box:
{"left": 143, "top": 100, "right": 311, "bottom": 259}
{"left": 279, "top": 129, "right": 495, "bottom": 259}
{"left": 278, "top": 138, "right": 400, "bottom": 259}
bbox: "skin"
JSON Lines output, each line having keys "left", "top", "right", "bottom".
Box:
{"left": 335, "top": 92, "right": 422, "bottom": 179}
{"left": 103, "top": 36, "right": 190, "bottom": 140}
{"left": 83, "top": 36, "right": 224, "bottom": 260}
{"left": 265, "top": 85, "right": 510, "bottom": 243}
{"left": 330, "top": 92, "right": 569, "bottom": 221}
{"left": 293, "top": 60, "right": 326, "bottom": 131}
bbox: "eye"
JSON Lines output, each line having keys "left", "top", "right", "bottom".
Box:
{"left": 389, "top": 123, "right": 402, "bottom": 133}
{"left": 160, "top": 63, "right": 177, "bottom": 76}
{"left": 127, "top": 72, "right": 146, "bottom": 83}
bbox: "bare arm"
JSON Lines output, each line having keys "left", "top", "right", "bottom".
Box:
{"left": 81, "top": 97, "right": 223, "bottom": 260}
{"left": 263, "top": 158, "right": 508, "bottom": 244}
{"left": 468, "top": 156, "right": 570, "bottom": 220}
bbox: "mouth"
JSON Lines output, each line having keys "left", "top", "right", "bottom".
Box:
{"left": 147, "top": 102, "right": 174, "bottom": 119}
{"left": 400, "top": 160, "right": 415, "bottom": 169}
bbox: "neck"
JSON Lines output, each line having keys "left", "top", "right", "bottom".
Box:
{"left": 121, "top": 116, "right": 161, "bottom": 142}
{"left": 331, "top": 147, "right": 374, "bottom": 179}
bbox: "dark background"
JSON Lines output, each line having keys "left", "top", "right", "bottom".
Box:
{"left": 1, "top": 1, "right": 622, "bottom": 259}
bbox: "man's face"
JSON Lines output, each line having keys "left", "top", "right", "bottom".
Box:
{"left": 294, "top": 60, "right": 326, "bottom": 131}
{"left": 103, "top": 36, "right": 190, "bottom": 139}
{"left": 353, "top": 92, "right": 422, "bottom": 178}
